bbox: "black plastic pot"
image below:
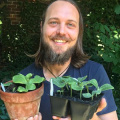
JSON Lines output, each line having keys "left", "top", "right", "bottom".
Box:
{"left": 50, "top": 93, "right": 103, "bottom": 120}
{"left": 70, "top": 94, "right": 103, "bottom": 120}
{"left": 50, "top": 96, "right": 69, "bottom": 117}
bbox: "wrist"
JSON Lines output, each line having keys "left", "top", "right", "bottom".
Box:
{"left": 90, "top": 113, "right": 101, "bottom": 120}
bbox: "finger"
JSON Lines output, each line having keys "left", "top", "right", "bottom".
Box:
{"left": 97, "top": 97, "right": 107, "bottom": 112}
{"left": 53, "top": 116, "right": 71, "bottom": 120}
{"left": 34, "top": 115, "right": 38, "bottom": 120}
{"left": 52, "top": 116, "right": 60, "bottom": 119}
{"left": 33, "top": 112, "right": 42, "bottom": 120}
{"left": 60, "top": 117, "right": 71, "bottom": 120}
{"left": 38, "top": 112, "right": 42, "bottom": 120}
{"left": 59, "top": 116, "right": 71, "bottom": 120}
{"left": 27, "top": 117, "right": 34, "bottom": 120}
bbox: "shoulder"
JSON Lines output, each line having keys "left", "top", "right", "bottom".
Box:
{"left": 80, "top": 60, "right": 104, "bottom": 76}
{"left": 68, "top": 60, "right": 104, "bottom": 80}
{"left": 79, "top": 60, "right": 111, "bottom": 84}
{"left": 82, "top": 60, "right": 102, "bottom": 69}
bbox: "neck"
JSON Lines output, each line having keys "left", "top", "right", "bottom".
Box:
{"left": 43, "top": 59, "right": 71, "bottom": 81}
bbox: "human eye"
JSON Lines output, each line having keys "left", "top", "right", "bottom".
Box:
{"left": 67, "top": 22, "right": 76, "bottom": 28}
{"left": 49, "top": 20, "right": 58, "bottom": 26}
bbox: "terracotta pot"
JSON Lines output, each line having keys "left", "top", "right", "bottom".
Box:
{"left": 0, "top": 82, "right": 44, "bottom": 120}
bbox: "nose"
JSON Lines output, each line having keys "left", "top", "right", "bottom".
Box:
{"left": 56, "top": 23, "right": 66, "bottom": 35}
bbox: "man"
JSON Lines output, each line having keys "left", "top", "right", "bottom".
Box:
{"left": 18, "top": 0, "right": 118, "bottom": 120}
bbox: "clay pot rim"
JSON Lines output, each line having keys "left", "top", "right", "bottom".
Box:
{"left": 0, "top": 80, "right": 44, "bottom": 96}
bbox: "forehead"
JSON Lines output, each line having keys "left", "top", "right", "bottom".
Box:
{"left": 45, "top": 1, "right": 79, "bottom": 22}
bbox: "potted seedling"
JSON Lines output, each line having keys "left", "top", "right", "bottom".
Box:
{"left": 50, "top": 76, "right": 71, "bottom": 117}
{"left": 50, "top": 76, "right": 114, "bottom": 120}
{"left": 0, "top": 73, "right": 45, "bottom": 120}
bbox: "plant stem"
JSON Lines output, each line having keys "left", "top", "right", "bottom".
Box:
{"left": 70, "top": 85, "right": 72, "bottom": 97}
{"left": 86, "top": 85, "right": 89, "bottom": 93}
{"left": 91, "top": 95, "right": 93, "bottom": 101}
{"left": 80, "top": 90, "right": 82, "bottom": 99}
{"left": 61, "top": 88, "right": 63, "bottom": 95}
{"left": 66, "top": 84, "right": 69, "bottom": 90}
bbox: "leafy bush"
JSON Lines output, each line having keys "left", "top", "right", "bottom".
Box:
{"left": 93, "top": 23, "right": 120, "bottom": 74}
{"left": 1, "top": 1, "right": 47, "bottom": 65}
{"left": 0, "top": 100, "right": 9, "bottom": 120}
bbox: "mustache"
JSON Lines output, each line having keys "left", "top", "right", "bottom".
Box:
{"left": 49, "top": 35, "right": 72, "bottom": 41}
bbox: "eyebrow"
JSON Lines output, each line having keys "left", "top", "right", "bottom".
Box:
{"left": 48, "top": 17, "right": 77, "bottom": 24}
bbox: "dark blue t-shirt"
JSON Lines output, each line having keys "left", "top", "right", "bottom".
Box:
{"left": 20, "top": 60, "right": 117, "bottom": 120}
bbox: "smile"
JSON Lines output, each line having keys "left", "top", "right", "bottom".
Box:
{"left": 54, "top": 40, "right": 66, "bottom": 43}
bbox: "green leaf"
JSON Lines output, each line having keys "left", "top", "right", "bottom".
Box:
{"left": 63, "top": 76, "right": 75, "bottom": 85}
{"left": 114, "top": 4, "right": 120, "bottom": 14}
{"left": 25, "top": 73, "right": 33, "bottom": 79}
{"left": 112, "top": 65, "right": 120, "bottom": 74}
{"left": 26, "top": 83, "right": 36, "bottom": 91}
{"left": 0, "top": 20, "right": 2, "bottom": 25}
{"left": 82, "top": 81, "right": 88, "bottom": 86}
{"left": 113, "top": 59, "right": 118, "bottom": 65}
{"left": 3, "top": 82, "right": 12, "bottom": 87}
{"left": 13, "top": 74, "right": 27, "bottom": 84}
{"left": 52, "top": 77, "right": 66, "bottom": 88}
{"left": 71, "top": 82, "right": 84, "bottom": 91}
{"left": 92, "top": 89, "right": 101, "bottom": 96}
{"left": 100, "top": 25, "right": 105, "bottom": 33}
{"left": 13, "top": 87, "right": 16, "bottom": 92}
{"left": 102, "top": 54, "right": 113, "bottom": 62}
{"left": 57, "top": 89, "right": 64, "bottom": 93}
{"left": 77, "top": 76, "right": 87, "bottom": 83}
{"left": 88, "top": 79, "right": 98, "bottom": 89}
{"left": 82, "top": 93, "right": 92, "bottom": 98}
{"left": 104, "top": 25, "right": 110, "bottom": 33}
{"left": 29, "top": 75, "right": 45, "bottom": 84}
{"left": 100, "top": 84, "right": 114, "bottom": 92}
{"left": 17, "top": 86, "right": 28, "bottom": 92}
{"left": 94, "top": 22, "right": 100, "bottom": 30}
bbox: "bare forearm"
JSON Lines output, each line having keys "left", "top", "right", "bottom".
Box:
{"left": 91, "top": 111, "right": 118, "bottom": 120}
{"left": 90, "top": 114, "right": 101, "bottom": 120}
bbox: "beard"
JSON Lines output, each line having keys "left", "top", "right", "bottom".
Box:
{"left": 41, "top": 37, "right": 76, "bottom": 65}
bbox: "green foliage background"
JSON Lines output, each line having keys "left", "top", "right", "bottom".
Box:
{"left": 0, "top": 0, "right": 120, "bottom": 119}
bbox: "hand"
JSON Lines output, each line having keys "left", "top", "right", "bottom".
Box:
{"left": 90, "top": 98, "right": 107, "bottom": 120}
{"left": 52, "top": 116, "right": 71, "bottom": 120}
{"left": 14, "top": 112, "right": 42, "bottom": 120}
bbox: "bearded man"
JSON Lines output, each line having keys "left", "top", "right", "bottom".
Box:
{"left": 15, "top": 0, "right": 118, "bottom": 120}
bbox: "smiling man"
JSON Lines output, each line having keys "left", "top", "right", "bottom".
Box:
{"left": 17, "top": 0, "right": 118, "bottom": 120}
{"left": 40, "top": 0, "right": 80, "bottom": 67}
{"left": 42, "top": 1, "right": 79, "bottom": 57}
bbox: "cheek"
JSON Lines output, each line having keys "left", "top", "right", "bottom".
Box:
{"left": 43, "top": 25, "right": 57, "bottom": 37}
{"left": 68, "top": 30, "right": 79, "bottom": 41}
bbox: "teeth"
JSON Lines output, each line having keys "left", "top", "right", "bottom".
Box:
{"left": 54, "top": 40, "right": 66, "bottom": 43}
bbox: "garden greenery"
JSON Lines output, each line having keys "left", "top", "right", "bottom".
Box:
{"left": 0, "top": 20, "right": 2, "bottom": 36}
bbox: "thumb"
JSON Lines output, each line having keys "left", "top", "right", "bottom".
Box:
{"left": 97, "top": 97, "right": 107, "bottom": 113}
